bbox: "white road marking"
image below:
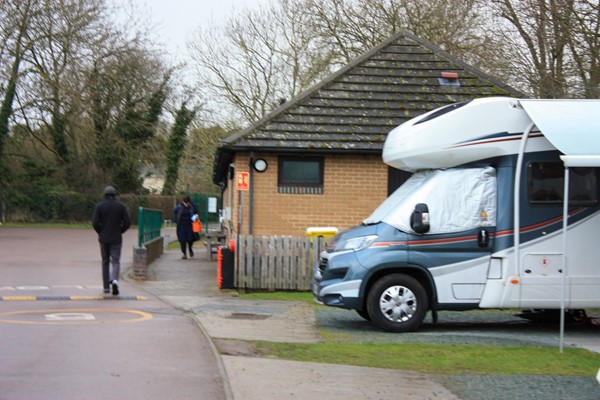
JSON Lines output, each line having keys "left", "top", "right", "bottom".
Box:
{"left": 45, "top": 313, "right": 96, "bottom": 321}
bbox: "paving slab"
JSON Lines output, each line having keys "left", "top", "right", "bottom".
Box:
{"left": 221, "top": 356, "right": 460, "bottom": 400}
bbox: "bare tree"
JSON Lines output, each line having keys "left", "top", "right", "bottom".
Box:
{"left": 491, "top": 0, "right": 569, "bottom": 97}
{"left": 277, "top": 0, "right": 334, "bottom": 97}
{"left": 190, "top": 5, "right": 285, "bottom": 124}
{"left": 563, "top": 0, "right": 600, "bottom": 97}
{"left": 399, "top": 0, "right": 491, "bottom": 61}
{"left": 303, "top": 0, "right": 494, "bottom": 72}
{"left": 189, "top": 0, "right": 495, "bottom": 125}
{"left": 490, "top": 0, "right": 599, "bottom": 98}
{"left": 0, "top": 0, "right": 35, "bottom": 165}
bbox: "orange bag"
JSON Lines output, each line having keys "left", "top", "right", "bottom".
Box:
{"left": 192, "top": 220, "right": 202, "bottom": 233}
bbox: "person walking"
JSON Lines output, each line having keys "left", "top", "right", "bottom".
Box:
{"left": 172, "top": 195, "right": 197, "bottom": 259}
{"left": 92, "top": 185, "right": 131, "bottom": 295}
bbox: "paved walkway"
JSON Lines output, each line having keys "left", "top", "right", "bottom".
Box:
{"left": 128, "top": 243, "right": 462, "bottom": 400}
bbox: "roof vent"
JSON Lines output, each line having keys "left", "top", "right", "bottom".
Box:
{"left": 439, "top": 71, "right": 460, "bottom": 87}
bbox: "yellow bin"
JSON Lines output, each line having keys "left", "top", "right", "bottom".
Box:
{"left": 305, "top": 226, "right": 338, "bottom": 242}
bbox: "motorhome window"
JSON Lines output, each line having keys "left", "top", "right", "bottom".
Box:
{"left": 528, "top": 162, "right": 598, "bottom": 206}
{"left": 413, "top": 101, "right": 471, "bottom": 125}
{"left": 278, "top": 156, "right": 324, "bottom": 194}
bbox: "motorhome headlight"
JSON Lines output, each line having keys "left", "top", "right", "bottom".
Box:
{"left": 339, "top": 235, "right": 378, "bottom": 251}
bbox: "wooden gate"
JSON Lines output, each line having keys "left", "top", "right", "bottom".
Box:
{"left": 234, "top": 235, "right": 325, "bottom": 290}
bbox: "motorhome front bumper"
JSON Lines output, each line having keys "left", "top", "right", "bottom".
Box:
{"left": 313, "top": 279, "right": 362, "bottom": 309}
{"left": 312, "top": 250, "right": 365, "bottom": 310}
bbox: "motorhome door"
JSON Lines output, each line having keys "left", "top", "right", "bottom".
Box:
{"left": 517, "top": 162, "right": 600, "bottom": 308}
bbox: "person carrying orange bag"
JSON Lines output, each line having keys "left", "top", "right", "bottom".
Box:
{"left": 192, "top": 217, "right": 202, "bottom": 234}
{"left": 172, "top": 196, "right": 198, "bottom": 259}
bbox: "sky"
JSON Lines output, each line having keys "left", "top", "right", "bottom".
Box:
{"left": 139, "top": 0, "right": 270, "bottom": 63}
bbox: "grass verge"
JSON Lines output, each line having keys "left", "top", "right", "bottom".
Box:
{"left": 240, "top": 290, "right": 315, "bottom": 303}
{"left": 253, "top": 341, "right": 600, "bottom": 376}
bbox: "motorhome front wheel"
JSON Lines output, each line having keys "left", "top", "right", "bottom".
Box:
{"left": 367, "top": 274, "right": 428, "bottom": 332}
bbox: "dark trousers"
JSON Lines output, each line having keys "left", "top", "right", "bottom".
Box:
{"left": 100, "top": 242, "right": 122, "bottom": 288}
{"left": 180, "top": 240, "right": 194, "bottom": 256}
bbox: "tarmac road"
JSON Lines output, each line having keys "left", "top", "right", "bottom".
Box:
{"left": 0, "top": 226, "right": 226, "bottom": 400}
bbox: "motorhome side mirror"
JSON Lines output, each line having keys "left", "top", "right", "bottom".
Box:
{"left": 410, "top": 203, "right": 430, "bottom": 234}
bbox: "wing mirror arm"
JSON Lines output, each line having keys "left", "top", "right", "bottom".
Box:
{"left": 478, "top": 229, "right": 490, "bottom": 248}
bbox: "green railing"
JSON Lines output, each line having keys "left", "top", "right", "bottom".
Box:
{"left": 138, "top": 207, "right": 163, "bottom": 247}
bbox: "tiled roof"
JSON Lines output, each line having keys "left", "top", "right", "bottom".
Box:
{"left": 214, "top": 31, "right": 521, "bottom": 183}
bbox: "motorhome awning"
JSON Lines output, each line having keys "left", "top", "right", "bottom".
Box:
{"left": 519, "top": 98, "right": 600, "bottom": 352}
{"left": 519, "top": 99, "right": 600, "bottom": 167}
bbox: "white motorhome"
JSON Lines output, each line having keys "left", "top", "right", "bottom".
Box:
{"left": 313, "top": 97, "right": 600, "bottom": 332}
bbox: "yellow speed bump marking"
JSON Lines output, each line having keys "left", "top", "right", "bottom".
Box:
{"left": 0, "top": 308, "right": 153, "bottom": 325}
{"left": 0, "top": 295, "right": 146, "bottom": 301}
{"left": 2, "top": 296, "right": 37, "bottom": 301}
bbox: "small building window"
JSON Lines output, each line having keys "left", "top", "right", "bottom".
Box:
{"left": 278, "top": 156, "right": 324, "bottom": 194}
{"left": 528, "top": 162, "right": 598, "bottom": 206}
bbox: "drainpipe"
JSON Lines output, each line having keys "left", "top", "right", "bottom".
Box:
{"left": 248, "top": 152, "right": 254, "bottom": 235}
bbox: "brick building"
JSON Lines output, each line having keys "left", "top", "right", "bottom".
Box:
{"left": 212, "top": 31, "right": 521, "bottom": 237}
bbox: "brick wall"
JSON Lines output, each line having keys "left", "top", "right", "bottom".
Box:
{"left": 132, "top": 236, "right": 164, "bottom": 280}
{"left": 222, "top": 153, "right": 388, "bottom": 237}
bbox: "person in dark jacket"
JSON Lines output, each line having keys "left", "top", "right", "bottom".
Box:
{"left": 92, "top": 185, "right": 131, "bottom": 295}
{"left": 172, "top": 195, "right": 197, "bottom": 259}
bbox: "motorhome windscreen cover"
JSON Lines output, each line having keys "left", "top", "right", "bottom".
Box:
{"left": 364, "top": 167, "right": 496, "bottom": 234}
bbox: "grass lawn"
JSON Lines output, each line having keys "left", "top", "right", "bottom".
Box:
{"left": 253, "top": 341, "right": 599, "bottom": 376}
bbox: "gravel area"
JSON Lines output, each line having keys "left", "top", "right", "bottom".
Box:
{"left": 316, "top": 308, "right": 599, "bottom": 347}
{"left": 316, "top": 308, "right": 600, "bottom": 400}
{"left": 438, "top": 374, "right": 598, "bottom": 400}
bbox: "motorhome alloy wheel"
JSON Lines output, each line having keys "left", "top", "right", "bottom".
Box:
{"left": 380, "top": 285, "right": 417, "bottom": 322}
{"left": 367, "top": 274, "right": 428, "bottom": 332}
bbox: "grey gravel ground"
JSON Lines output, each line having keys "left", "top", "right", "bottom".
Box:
{"left": 316, "top": 308, "right": 598, "bottom": 347}
{"left": 438, "top": 374, "right": 598, "bottom": 400}
{"left": 316, "top": 307, "right": 600, "bottom": 400}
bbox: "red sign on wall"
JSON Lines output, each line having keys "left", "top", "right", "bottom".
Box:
{"left": 237, "top": 172, "right": 250, "bottom": 191}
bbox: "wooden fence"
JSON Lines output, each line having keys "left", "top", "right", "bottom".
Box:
{"left": 234, "top": 235, "right": 326, "bottom": 291}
